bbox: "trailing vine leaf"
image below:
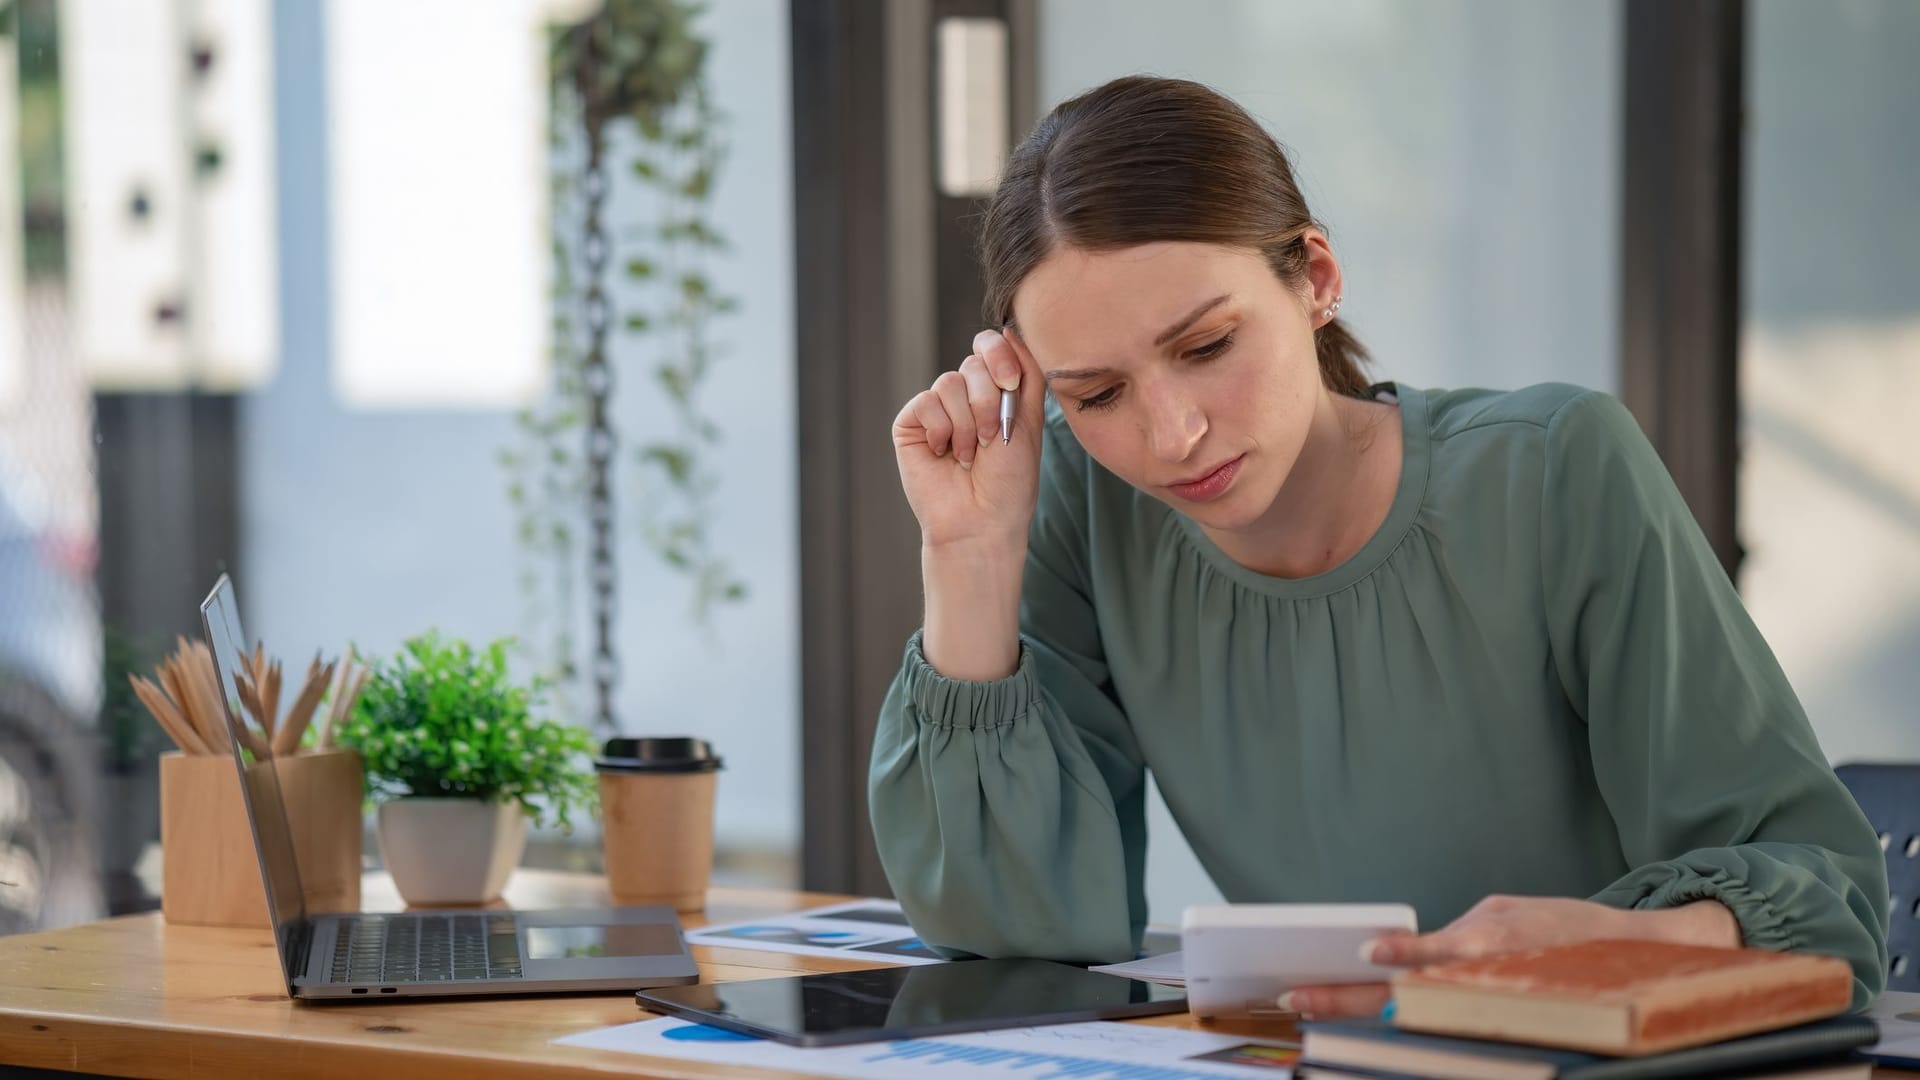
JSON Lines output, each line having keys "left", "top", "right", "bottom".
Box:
{"left": 639, "top": 446, "right": 692, "bottom": 486}
{"left": 655, "top": 364, "right": 689, "bottom": 401}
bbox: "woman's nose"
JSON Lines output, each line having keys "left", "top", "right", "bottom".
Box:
{"left": 1145, "top": 391, "right": 1207, "bottom": 463}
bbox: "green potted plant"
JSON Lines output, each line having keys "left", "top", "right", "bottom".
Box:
{"left": 336, "top": 632, "right": 597, "bottom": 905}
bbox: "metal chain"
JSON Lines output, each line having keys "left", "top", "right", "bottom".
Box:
{"left": 581, "top": 111, "right": 619, "bottom": 741}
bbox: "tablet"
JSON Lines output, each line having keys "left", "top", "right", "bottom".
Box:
{"left": 634, "top": 958, "right": 1188, "bottom": 1046}
{"left": 1182, "top": 903, "right": 1418, "bottom": 1019}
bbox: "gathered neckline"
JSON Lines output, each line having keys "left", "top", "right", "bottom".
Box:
{"left": 1168, "top": 384, "right": 1433, "bottom": 600}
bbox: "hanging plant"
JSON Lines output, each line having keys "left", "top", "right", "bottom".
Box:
{"left": 501, "top": 0, "right": 746, "bottom": 733}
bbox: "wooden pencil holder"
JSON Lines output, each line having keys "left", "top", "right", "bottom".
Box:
{"left": 159, "top": 748, "right": 365, "bottom": 927}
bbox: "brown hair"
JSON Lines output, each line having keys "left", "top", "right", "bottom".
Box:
{"left": 980, "top": 76, "right": 1371, "bottom": 398}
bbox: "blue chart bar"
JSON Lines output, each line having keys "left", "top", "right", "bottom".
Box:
{"left": 862, "top": 1040, "right": 1225, "bottom": 1079}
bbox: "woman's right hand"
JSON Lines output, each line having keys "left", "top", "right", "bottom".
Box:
{"left": 892, "top": 328, "right": 1048, "bottom": 552}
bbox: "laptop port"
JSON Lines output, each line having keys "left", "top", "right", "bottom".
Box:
{"left": 351, "top": 988, "right": 368, "bottom": 994}
{"left": 380, "top": 987, "right": 397, "bottom": 994}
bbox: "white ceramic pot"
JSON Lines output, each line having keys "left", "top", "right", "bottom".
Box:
{"left": 375, "top": 797, "right": 528, "bottom": 905}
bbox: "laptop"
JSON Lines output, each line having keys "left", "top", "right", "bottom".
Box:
{"left": 198, "top": 573, "right": 701, "bottom": 1000}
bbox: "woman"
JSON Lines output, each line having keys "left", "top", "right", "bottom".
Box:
{"left": 869, "top": 76, "right": 1889, "bottom": 1017}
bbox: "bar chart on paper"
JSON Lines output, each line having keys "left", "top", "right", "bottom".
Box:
{"left": 556, "top": 1017, "right": 1301, "bottom": 1078}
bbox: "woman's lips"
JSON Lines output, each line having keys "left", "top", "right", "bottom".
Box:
{"left": 1168, "top": 454, "right": 1245, "bottom": 503}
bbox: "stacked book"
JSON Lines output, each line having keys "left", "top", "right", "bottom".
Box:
{"left": 1298, "top": 941, "right": 1885, "bottom": 1079}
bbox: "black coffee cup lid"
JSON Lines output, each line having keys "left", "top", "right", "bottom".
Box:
{"left": 596, "top": 736, "right": 722, "bottom": 774}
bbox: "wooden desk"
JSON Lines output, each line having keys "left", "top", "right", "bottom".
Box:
{"left": 0, "top": 871, "right": 1270, "bottom": 1079}
{"left": 0, "top": 871, "right": 1910, "bottom": 1079}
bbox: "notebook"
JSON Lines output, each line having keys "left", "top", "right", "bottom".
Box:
{"left": 1299, "top": 1015, "right": 1879, "bottom": 1080}
{"left": 1390, "top": 940, "right": 1854, "bottom": 1055}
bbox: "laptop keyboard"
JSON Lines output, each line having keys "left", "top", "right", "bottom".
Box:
{"left": 328, "top": 913, "right": 524, "bottom": 984}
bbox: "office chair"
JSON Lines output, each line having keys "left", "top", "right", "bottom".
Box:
{"left": 1836, "top": 762, "right": 1920, "bottom": 993}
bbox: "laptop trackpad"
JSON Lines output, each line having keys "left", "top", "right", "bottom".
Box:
{"left": 526, "top": 922, "right": 682, "bottom": 959}
{"left": 517, "top": 907, "right": 698, "bottom": 985}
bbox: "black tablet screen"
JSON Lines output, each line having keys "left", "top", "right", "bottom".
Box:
{"left": 635, "top": 958, "right": 1187, "bottom": 1046}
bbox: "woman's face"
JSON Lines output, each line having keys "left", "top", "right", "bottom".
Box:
{"left": 1013, "top": 240, "right": 1335, "bottom": 533}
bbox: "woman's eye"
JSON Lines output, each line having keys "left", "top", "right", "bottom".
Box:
{"left": 1189, "top": 332, "right": 1235, "bottom": 360}
{"left": 1076, "top": 386, "right": 1121, "bottom": 412}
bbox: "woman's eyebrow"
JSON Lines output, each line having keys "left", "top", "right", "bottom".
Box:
{"left": 1041, "top": 295, "right": 1233, "bottom": 381}
{"left": 1044, "top": 366, "right": 1108, "bottom": 381}
{"left": 1152, "top": 294, "right": 1231, "bottom": 346}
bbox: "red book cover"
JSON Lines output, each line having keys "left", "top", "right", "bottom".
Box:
{"left": 1392, "top": 941, "right": 1854, "bottom": 1055}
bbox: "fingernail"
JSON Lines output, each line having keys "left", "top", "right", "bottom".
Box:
{"left": 1359, "top": 939, "right": 1382, "bottom": 965}
{"left": 978, "top": 431, "right": 993, "bottom": 448}
{"left": 996, "top": 373, "right": 1021, "bottom": 392}
{"left": 957, "top": 459, "right": 972, "bottom": 471}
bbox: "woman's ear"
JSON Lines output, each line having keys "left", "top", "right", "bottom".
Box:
{"left": 1300, "top": 229, "right": 1344, "bottom": 326}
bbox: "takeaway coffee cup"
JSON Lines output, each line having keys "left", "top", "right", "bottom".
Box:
{"left": 595, "top": 736, "right": 722, "bottom": 913}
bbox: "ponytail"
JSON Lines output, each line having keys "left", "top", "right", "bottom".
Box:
{"left": 1314, "top": 316, "right": 1372, "bottom": 399}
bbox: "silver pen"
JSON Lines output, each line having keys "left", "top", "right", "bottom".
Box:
{"left": 999, "top": 387, "right": 1014, "bottom": 445}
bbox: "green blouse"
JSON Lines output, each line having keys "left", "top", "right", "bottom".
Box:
{"left": 868, "top": 383, "right": 1890, "bottom": 1007}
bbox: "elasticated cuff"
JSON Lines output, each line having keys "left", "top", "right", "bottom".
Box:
{"left": 1631, "top": 868, "right": 1797, "bottom": 951}
{"left": 897, "top": 629, "right": 1041, "bottom": 731}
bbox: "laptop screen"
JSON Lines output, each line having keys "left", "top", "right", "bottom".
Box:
{"left": 200, "top": 573, "right": 308, "bottom": 989}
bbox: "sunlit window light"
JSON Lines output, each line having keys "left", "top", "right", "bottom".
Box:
{"left": 326, "top": 0, "right": 550, "bottom": 409}
{"left": 936, "top": 17, "right": 1008, "bottom": 198}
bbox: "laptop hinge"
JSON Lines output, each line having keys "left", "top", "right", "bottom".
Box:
{"left": 286, "top": 918, "right": 313, "bottom": 985}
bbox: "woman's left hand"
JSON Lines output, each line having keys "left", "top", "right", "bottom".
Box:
{"left": 1280, "top": 895, "right": 1741, "bottom": 1020}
